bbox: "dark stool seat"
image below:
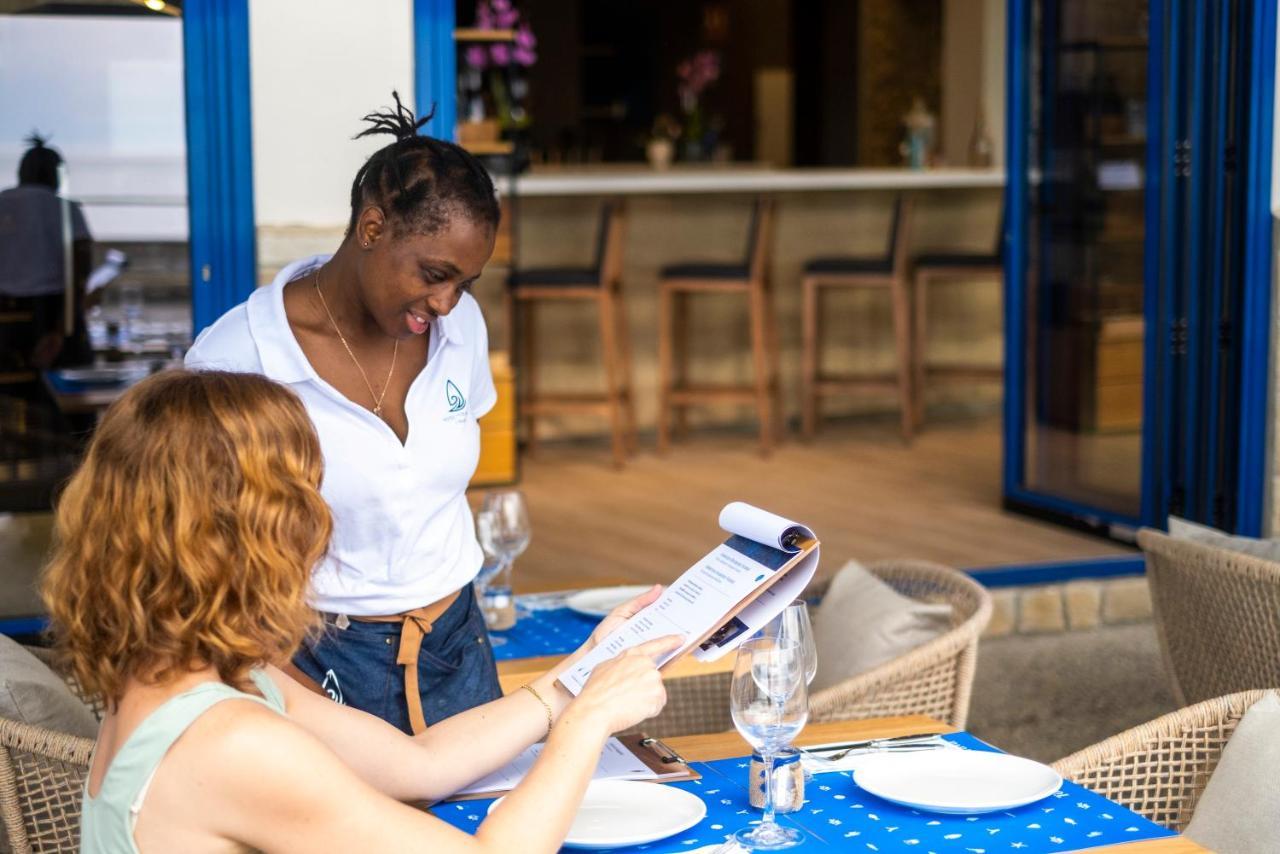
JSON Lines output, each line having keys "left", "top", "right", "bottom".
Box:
{"left": 912, "top": 252, "right": 1000, "bottom": 268}
{"left": 659, "top": 262, "right": 750, "bottom": 280}
{"left": 508, "top": 266, "right": 600, "bottom": 287}
{"left": 803, "top": 256, "right": 894, "bottom": 275}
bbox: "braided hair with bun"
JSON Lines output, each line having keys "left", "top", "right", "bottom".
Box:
{"left": 347, "top": 92, "right": 500, "bottom": 240}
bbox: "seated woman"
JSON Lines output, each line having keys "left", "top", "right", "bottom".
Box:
{"left": 41, "top": 370, "right": 679, "bottom": 854}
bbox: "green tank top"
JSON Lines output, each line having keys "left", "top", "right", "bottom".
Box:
{"left": 80, "top": 669, "right": 286, "bottom": 854}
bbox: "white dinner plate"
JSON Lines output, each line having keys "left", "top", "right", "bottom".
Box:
{"left": 565, "top": 585, "right": 652, "bottom": 618}
{"left": 487, "top": 780, "right": 706, "bottom": 849}
{"left": 852, "top": 749, "right": 1062, "bottom": 814}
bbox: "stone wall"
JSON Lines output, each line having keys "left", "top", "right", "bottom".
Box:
{"left": 982, "top": 575, "right": 1154, "bottom": 638}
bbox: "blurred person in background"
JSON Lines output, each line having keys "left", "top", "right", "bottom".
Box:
{"left": 0, "top": 133, "right": 93, "bottom": 380}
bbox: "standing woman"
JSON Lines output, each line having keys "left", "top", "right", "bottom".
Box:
{"left": 186, "top": 94, "right": 520, "bottom": 733}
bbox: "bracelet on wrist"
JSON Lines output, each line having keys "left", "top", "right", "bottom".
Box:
{"left": 520, "top": 683, "right": 554, "bottom": 738}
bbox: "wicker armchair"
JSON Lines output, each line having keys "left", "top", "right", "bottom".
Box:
{"left": 626, "top": 559, "right": 992, "bottom": 738}
{"left": 1052, "top": 690, "right": 1269, "bottom": 831}
{"left": 1138, "top": 528, "right": 1280, "bottom": 705}
{"left": 0, "top": 716, "right": 94, "bottom": 854}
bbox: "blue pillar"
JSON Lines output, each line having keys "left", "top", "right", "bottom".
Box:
{"left": 183, "top": 0, "right": 256, "bottom": 334}
{"left": 414, "top": 0, "right": 457, "bottom": 140}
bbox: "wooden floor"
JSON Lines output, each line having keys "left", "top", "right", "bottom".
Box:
{"left": 497, "top": 415, "right": 1131, "bottom": 593}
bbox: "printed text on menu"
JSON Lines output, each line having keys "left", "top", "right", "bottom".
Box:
{"left": 560, "top": 540, "right": 777, "bottom": 694}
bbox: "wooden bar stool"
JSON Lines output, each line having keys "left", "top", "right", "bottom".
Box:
{"left": 657, "top": 197, "right": 779, "bottom": 455}
{"left": 800, "top": 196, "right": 914, "bottom": 441}
{"left": 910, "top": 209, "right": 1004, "bottom": 432}
{"left": 506, "top": 200, "right": 636, "bottom": 467}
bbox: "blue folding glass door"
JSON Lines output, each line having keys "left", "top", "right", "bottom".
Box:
{"left": 1004, "top": 0, "right": 1275, "bottom": 537}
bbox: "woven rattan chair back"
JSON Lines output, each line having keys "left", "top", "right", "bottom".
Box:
{"left": 1052, "top": 689, "right": 1269, "bottom": 831}
{"left": 1138, "top": 528, "right": 1280, "bottom": 705}
{"left": 806, "top": 560, "right": 992, "bottom": 729}
{"left": 0, "top": 717, "right": 94, "bottom": 854}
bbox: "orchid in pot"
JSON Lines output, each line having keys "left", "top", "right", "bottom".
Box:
{"left": 676, "top": 49, "right": 721, "bottom": 160}
{"left": 460, "top": 0, "right": 537, "bottom": 139}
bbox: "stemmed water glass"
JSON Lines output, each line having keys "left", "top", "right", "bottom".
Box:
{"left": 729, "top": 636, "right": 809, "bottom": 851}
{"left": 762, "top": 600, "right": 818, "bottom": 687}
{"left": 474, "top": 490, "right": 531, "bottom": 644}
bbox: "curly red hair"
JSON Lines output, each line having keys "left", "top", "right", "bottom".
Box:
{"left": 40, "top": 370, "right": 332, "bottom": 708}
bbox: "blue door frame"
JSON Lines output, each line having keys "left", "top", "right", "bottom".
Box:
{"left": 413, "top": 0, "right": 456, "bottom": 140}
{"left": 184, "top": 0, "right": 256, "bottom": 334}
{"left": 1003, "top": 0, "right": 1276, "bottom": 540}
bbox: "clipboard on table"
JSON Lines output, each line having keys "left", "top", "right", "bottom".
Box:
{"left": 443, "top": 732, "right": 700, "bottom": 802}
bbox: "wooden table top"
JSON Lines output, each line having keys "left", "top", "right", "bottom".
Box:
{"left": 663, "top": 717, "right": 1206, "bottom": 854}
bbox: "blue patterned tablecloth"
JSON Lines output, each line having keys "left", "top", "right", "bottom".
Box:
{"left": 489, "top": 605, "right": 599, "bottom": 661}
{"left": 429, "top": 733, "right": 1176, "bottom": 853}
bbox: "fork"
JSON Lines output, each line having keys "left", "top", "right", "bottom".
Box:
{"left": 805, "top": 733, "right": 949, "bottom": 762}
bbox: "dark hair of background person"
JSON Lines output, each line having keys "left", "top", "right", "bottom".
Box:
{"left": 346, "top": 92, "right": 500, "bottom": 239}
{"left": 18, "top": 132, "right": 63, "bottom": 190}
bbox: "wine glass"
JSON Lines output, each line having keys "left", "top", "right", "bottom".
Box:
{"left": 475, "top": 491, "right": 531, "bottom": 639}
{"left": 730, "top": 636, "right": 808, "bottom": 850}
{"left": 762, "top": 601, "right": 818, "bottom": 686}
{"left": 473, "top": 509, "right": 509, "bottom": 646}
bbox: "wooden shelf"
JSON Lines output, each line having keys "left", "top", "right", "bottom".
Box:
{"left": 463, "top": 141, "right": 515, "bottom": 155}
{"left": 454, "top": 28, "right": 517, "bottom": 42}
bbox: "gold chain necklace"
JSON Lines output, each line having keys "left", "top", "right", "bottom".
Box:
{"left": 314, "top": 269, "right": 399, "bottom": 420}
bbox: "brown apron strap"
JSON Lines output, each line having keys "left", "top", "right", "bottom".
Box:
{"left": 393, "top": 590, "right": 462, "bottom": 735}
{"left": 280, "top": 660, "right": 328, "bottom": 698}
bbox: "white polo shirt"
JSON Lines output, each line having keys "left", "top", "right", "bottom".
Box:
{"left": 185, "top": 254, "right": 496, "bottom": 616}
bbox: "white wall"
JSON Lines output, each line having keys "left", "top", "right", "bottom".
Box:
{"left": 249, "top": 0, "right": 415, "bottom": 229}
{"left": 0, "top": 15, "right": 187, "bottom": 241}
{"left": 940, "top": 0, "right": 1006, "bottom": 168}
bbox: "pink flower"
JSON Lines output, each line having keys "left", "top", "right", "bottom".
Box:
{"left": 474, "top": 0, "right": 493, "bottom": 29}
{"left": 490, "top": 42, "right": 511, "bottom": 65}
{"left": 464, "top": 45, "right": 489, "bottom": 70}
{"left": 515, "top": 23, "right": 537, "bottom": 50}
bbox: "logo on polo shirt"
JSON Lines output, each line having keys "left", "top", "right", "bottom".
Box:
{"left": 446, "top": 380, "right": 466, "bottom": 413}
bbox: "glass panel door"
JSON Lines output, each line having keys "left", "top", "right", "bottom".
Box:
{"left": 1011, "top": 0, "right": 1151, "bottom": 526}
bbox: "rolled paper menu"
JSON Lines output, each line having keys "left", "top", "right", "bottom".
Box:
{"left": 557, "top": 502, "right": 820, "bottom": 696}
{"left": 719, "top": 501, "right": 813, "bottom": 552}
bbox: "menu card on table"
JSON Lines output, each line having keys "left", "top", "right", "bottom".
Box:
{"left": 557, "top": 501, "right": 820, "bottom": 696}
{"left": 447, "top": 733, "right": 698, "bottom": 801}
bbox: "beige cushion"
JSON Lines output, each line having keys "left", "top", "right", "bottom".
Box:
{"left": 1184, "top": 691, "right": 1280, "bottom": 853}
{"left": 810, "top": 560, "right": 952, "bottom": 693}
{"left": 0, "top": 635, "right": 98, "bottom": 738}
{"left": 1168, "top": 516, "right": 1280, "bottom": 563}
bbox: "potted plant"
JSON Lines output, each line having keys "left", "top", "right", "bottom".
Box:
{"left": 459, "top": 0, "right": 537, "bottom": 144}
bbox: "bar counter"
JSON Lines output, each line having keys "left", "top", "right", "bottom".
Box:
{"left": 490, "top": 165, "right": 1006, "bottom": 439}
{"left": 513, "top": 165, "right": 1004, "bottom": 197}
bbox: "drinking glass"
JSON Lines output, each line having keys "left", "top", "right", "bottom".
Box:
{"left": 475, "top": 490, "right": 531, "bottom": 636}
{"left": 730, "top": 636, "right": 809, "bottom": 850}
{"left": 762, "top": 601, "right": 818, "bottom": 686}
